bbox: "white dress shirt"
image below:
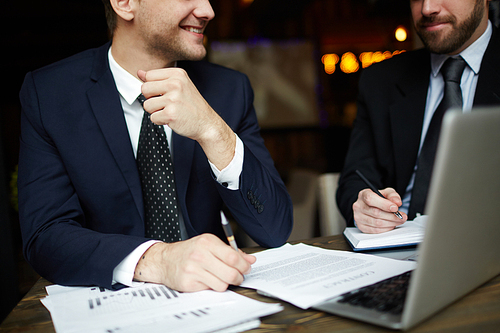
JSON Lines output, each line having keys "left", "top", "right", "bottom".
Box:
{"left": 400, "top": 21, "right": 493, "bottom": 213}
{"left": 107, "top": 48, "right": 245, "bottom": 286}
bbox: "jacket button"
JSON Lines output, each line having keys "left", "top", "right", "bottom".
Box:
{"left": 257, "top": 205, "right": 264, "bottom": 213}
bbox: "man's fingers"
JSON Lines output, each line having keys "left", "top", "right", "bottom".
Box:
{"left": 139, "top": 68, "right": 183, "bottom": 100}
{"left": 210, "top": 242, "right": 253, "bottom": 276}
{"left": 178, "top": 234, "right": 251, "bottom": 289}
{"left": 137, "top": 69, "right": 147, "bottom": 82}
{"left": 240, "top": 250, "right": 257, "bottom": 266}
{"left": 361, "top": 189, "right": 395, "bottom": 213}
{"left": 139, "top": 68, "right": 187, "bottom": 82}
{"left": 176, "top": 262, "right": 230, "bottom": 292}
{"left": 360, "top": 188, "right": 406, "bottom": 219}
{"left": 141, "top": 94, "right": 169, "bottom": 114}
{"left": 141, "top": 81, "right": 170, "bottom": 100}
{"left": 355, "top": 211, "right": 403, "bottom": 234}
{"left": 178, "top": 252, "right": 245, "bottom": 291}
{"left": 380, "top": 188, "right": 403, "bottom": 207}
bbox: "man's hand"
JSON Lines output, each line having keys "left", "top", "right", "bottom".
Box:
{"left": 134, "top": 234, "right": 256, "bottom": 292}
{"left": 352, "top": 187, "right": 407, "bottom": 234}
{"left": 137, "top": 68, "right": 235, "bottom": 170}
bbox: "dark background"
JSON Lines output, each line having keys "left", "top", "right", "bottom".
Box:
{"left": 2, "top": 0, "right": 498, "bottom": 322}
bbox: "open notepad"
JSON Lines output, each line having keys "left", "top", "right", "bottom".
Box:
{"left": 344, "top": 215, "right": 428, "bottom": 251}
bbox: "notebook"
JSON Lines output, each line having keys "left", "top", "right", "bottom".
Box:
{"left": 343, "top": 215, "right": 427, "bottom": 251}
{"left": 313, "top": 107, "right": 500, "bottom": 330}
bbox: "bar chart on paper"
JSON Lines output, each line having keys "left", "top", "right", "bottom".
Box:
{"left": 85, "top": 285, "right": 179, "bottom": 312}
{"left": 41, "top": 283, "right": 283, "bottom": 333}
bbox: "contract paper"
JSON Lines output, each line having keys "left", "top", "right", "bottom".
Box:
{"left": 240, "top": 243, "right": 416, "bottom": 309}
{"left": 41, "top": 282, "right": 282, "bottom": 333}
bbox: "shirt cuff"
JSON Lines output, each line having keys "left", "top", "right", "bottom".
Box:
{"left": 112, "top": 240, "right": 160, "bottom": 287}
{"left": 209, "top": 133, "right": 244, "bottom": 190}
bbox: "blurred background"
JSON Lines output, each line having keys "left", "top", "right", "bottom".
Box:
{"left": 2, "top": 0, "right": 499, "bottom": 322}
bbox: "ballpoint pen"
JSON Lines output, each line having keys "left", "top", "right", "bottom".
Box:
{"left": 220, "top": 211, "right": 239, "bottom": 251}
{"left": 355, "top": 169, "right": 404, "bottom": 220}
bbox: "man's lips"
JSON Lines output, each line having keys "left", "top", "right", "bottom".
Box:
{"left": 418, "top": 18, "right": 452, "bottom": 32}
{"left": 182, "top": 26, "right": 204, "bottom": 35}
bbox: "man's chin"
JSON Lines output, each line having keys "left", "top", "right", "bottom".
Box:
{"left": 180, "top": 48, "right": 207, "bottom": 62}
{"left": 418, "top": 31, "right": 452, "bottom": 54}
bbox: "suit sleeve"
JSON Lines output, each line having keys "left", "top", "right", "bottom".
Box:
{"left": 215, "top": 74, "right": 293, "bottom": 247}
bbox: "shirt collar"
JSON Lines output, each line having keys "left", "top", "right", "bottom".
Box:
{"left": 431, "top": 20, "right": 492, "bottom": 77}
{"left": 108, "top": 47, "right": 143, "bottom": 106}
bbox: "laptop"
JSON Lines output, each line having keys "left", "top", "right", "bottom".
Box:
{"left": 313, "top": 107, "right": 500, "bottom": 330}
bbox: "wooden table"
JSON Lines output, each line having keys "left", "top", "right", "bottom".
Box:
{"left": 1, "top": 235, "right": 499, "bottom": 332}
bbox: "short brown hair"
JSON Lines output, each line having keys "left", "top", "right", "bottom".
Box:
{"left": 101, "top": 0, "right": 117, "bottom": 38}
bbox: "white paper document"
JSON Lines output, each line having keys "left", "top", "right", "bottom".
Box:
{"left": 41, "top": 282, "right": 282, "bottom": 333}
{"left": 240, "top": 243, "right": 416, "bottom": 309}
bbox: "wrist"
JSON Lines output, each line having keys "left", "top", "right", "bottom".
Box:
{"left": 198, "top": 122, "right": 236, "bottom": 170}
{"left": 134, "top": 242, "right": 170, "bottom": 283}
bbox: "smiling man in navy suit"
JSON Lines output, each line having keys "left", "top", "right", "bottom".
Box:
{"left": 18, "top": 0, "right": 292, "bottom": 292}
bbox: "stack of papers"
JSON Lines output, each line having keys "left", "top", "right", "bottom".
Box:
{"left": 240, "top": 243, "right": 416, "bottom": 309}
{"left": 41, "top": 282, "right": 282, "bottom": 333}
{"left": 343, "top": 215, "right": 428, "bottom": 251}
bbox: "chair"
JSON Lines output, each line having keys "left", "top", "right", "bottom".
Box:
{"left": 317, "top": 173, "right": 346, "bottom": 236}
{"left": 286, "top": 168, "right": 320, "bottom": 241}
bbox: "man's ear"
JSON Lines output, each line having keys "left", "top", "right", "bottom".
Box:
{"left": 110, "top": 0, "right": 137, "bottom": 22}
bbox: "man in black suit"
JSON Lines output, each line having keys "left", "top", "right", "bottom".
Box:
{"left": 18, "top": 0, "right": 292, "bottom": 291}
{"left": 337, "top": 0, "right": 500, "bottom": 233}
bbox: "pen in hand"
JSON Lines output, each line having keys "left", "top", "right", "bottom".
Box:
{"left": 220, "top": 211, "right": 239, "bottom": 251}
{"left": 355, "top": 170, "right": 404, "bottom": 220}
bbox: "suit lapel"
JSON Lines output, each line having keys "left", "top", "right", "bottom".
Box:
{"left": 389, "top": 51, "right": 431, "bottom": 193}
{"left": 87, "top": 44, "right": 145, "bottom": 222}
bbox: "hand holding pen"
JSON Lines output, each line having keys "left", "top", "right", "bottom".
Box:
{"left": 356, "top": 170, "right": 403, "bottom": 219}
{"left": 353, "top": 170, "right": 406, "bottom": 234}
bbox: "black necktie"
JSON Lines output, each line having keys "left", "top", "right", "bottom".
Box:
{"left": 136, "top": 94, "right": 182, "bottom": 242}
{"left": 408, "top": 57, "right": 467, "bottom": 219}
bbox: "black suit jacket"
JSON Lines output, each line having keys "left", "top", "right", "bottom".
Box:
{"left": 18, "top": 42, "right": 293, "bottom": 288}
{"left": 337, "top": 25, "right": 500, "bottom": 226}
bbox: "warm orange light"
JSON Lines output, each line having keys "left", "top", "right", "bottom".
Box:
{"left": 240, "top": 0, "right": 254, "bottom": 7}
{"left": 326, "top": 50, "right": 406, "bottom": 73}
{"left": 359, "top": 52, "right": 373, "bottom": 68}
{"left": 383, "top": 51, "right": 392, "bottom": 59}
{"left": 372, "top": 51, "right": 385, "bottom": 63}
{"left": 340, "top": 52, "right": 359, "bottom": 74}
{"left": 322, "top": 53, "right": 339, "bottom": 74}
{"left": 395, "top": 26, "right": 408, "bottom": 42}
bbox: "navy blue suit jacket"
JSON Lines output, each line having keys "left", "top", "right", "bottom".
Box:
{"left": 337, "top": 25, "right": 500, "bottom": 226}
{"left": 18, "top": 42, "right": 293, "bottom": 288}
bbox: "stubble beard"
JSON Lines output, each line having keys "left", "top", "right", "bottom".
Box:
{"left": 415, "top": 0, "right": 485, "bottom": 54}
{"left": 140, "top": 19, "right": 207, "bottom": 64}
{"left": 148, "top": 34, "right": 207, "bottom": 62}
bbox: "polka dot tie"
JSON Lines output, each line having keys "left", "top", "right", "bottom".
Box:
{"left": 136, "top": 94, "right": 181, "bottom": 243}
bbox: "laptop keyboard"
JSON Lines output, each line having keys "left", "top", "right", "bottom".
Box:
{"left": 337, "top": 271, "right": 412, "bottom": 315}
